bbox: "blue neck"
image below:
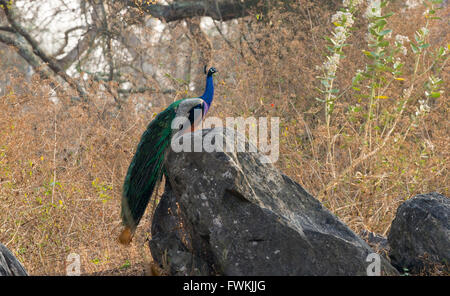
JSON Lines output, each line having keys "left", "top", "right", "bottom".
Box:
{"left": 200, "top": 75, "right": 214, "bottom": 107}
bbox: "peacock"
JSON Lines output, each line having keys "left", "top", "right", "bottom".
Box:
{"left": 119, "top": 66, "right": 218, "bottom": 244}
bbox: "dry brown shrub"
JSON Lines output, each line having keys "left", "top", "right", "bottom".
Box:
{"left": 0, "top": 69, "right": 162, "bottom": 274}
{"left": 0, "top": 0, "right": 448, "bottom": 275}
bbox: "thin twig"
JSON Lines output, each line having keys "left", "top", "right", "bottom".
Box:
{"left": 51, "top": 105, "right": 58, "bottom": 205}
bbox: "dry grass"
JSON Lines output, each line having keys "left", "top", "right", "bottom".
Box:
{"left": 0, "top": 1, "right": 448, "bottom": 275}
{"left": 0, "top": 73, "right": 155, "bottom": 275}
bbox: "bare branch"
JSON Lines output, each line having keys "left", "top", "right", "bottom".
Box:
{"left": 212, "top": 19, "right": 243, "bottom": 58}
{"left": 117, "top": 86, "right": 175, "bottom": 94}
{"left": 0, "top": 32, "right": 53, "bottom": 80}
{"left": 0, "top": 25, "right": 14, "bottom": 33}
{"left": 99, "top": 0, "right": 114, "bottom": 82}
{"left": 53, "top": 26, "right": 87, "bottom": 58}
{"left": 0, "top": 0, "right": 88, "bottom": 99}
{"left": 56, "top": 26, "right": 98, "bottom": 70}
{"left": 124, "top": 0, "right": 259, "bottom": 22}
{"left": 0, "top": 31, "right": 71, "bottom": 100}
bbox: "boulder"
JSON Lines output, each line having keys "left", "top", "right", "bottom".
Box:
{"left": 0, "top": 243, "right": 28, "bottom": 276}
{"left": 149, "top": 128, "right": 398, "bottom": 275}
{"left": 388, "top": 192, "right": 449, "bottom": 274}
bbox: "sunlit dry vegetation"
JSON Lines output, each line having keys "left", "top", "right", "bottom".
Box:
{"left": 0, "top": 0, "right": 448, "bottom": 275}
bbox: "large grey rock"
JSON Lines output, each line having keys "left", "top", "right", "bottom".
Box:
{"left": 0, "top": 243, "right": 28, "bottom": 276}
{"left": 388, "top": 192, "right": 449, "bottom": 274}
{"left": 150, "top": 128, "right": 398, "bottom": 275}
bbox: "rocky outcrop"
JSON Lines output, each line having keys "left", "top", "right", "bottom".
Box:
{"left": 0, "top": 243, "right": 28, "bottom": 276}
{"left": 388, "top": 192, "right": 449, "bottom": 274}
{"left": 149, "top": 128, "right": 398, "bottom": 275}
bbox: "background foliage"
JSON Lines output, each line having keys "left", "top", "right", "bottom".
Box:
{"left": 0, "top": 0, "right": 448, "bottom": 275}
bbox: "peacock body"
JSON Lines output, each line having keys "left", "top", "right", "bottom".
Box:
{"left": 119, "top": 67, "right": 217, "bottom": 244}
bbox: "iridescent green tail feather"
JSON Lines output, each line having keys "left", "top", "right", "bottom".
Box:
{"left": 120, "top": 101, "right": 181, "bottom": 243}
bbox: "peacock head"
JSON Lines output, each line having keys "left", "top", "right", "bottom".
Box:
{"left": 204, "top": 66, "right": 218, "bottom": 77}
